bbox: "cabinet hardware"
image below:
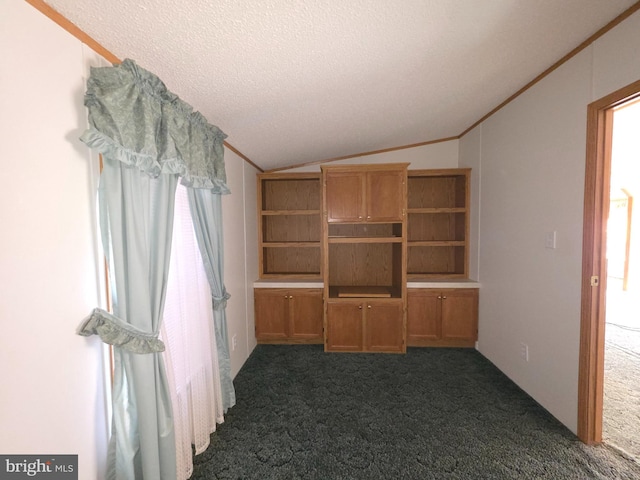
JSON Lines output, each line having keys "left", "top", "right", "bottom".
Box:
{"left": 367, "top": 305, "right": 371, "bottom": 309}
{"left": 437, "top": 296, "right": 442, "bottom": 299}
{"left": 442, "top": 296, "right": 447, "bottom": 300}
{"left": 358, "top": 305, "right": 363, "bottom": 309}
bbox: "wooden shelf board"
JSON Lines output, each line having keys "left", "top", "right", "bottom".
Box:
{"left": 262, "top": 210, "right": 321, "bottom": 216}
{"left": 328, "top": 236, "right": 403, "bottom": 244}
{"left": 337, "top": 286, "right": 393, "bottom": 298}
{"left": 262, "top": 273, "right": 322, "bottom": 278}
{"left": 407, "top": 208, "right": 466, "bottom": 214}
{"left": 408, "top": 241, "right": 466, "bottom": 247}
{"left": 262, "top": 242, "right": 321, "bottom": 248}
{"left": 407, "top": 273, "right": 467, "bottom": 280}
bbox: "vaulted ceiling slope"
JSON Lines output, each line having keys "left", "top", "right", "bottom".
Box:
{"left": 46, "top": 0, "right": 638, "bottom": 171}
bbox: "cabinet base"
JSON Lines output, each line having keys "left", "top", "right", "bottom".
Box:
{"left": 407, "top": 339, "right": 476, "bottom": 348}
{"left": 324, "top": 346, "right": 406, "bottom": 354}
{"left": 257, "top": 338, "right": 323, "bottom": 345}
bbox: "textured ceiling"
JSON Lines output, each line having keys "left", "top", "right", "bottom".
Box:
{"left": 46, "top": 0, "right": 638, "bottom": 171}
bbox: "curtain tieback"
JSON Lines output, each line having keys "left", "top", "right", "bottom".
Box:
{"left": 212, "top": 289, "right": 231, "bottom": 311}
{"left": 77, "top": 308, "right": 165, "bottom": 354}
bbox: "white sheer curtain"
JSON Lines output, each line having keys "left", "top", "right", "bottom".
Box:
{"left": 161, "top": 184, "right": 225, "bottom": 480}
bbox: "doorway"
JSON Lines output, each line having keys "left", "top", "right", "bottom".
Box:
{"left": 601, "top": 98, "right": 640, "bottom": 459}
{"left": 578, "top": 78, "right": 640, "bottom": 449}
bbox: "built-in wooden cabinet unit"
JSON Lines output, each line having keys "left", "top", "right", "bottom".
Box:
{"left": 254, "top": 288, "right": 323, "bottom": 343}
{"left": 255, "top": 164, "right": 477, "bottom": 352}
{"left": 326, "top": 299, "right": 404, "bottom": 353}
{"left": 407, "top": 288, "right": 478, "bottom": 347}
{"left": 322, "top": 164, "right": 408, "bottom": 353}
{"left": 407, "top": 169, "right": 470, "bottom": 279}
{"left": 257, "top": 173, "right": 322, "bottom": 279}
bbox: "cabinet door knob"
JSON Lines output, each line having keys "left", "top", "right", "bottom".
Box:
{"left": 284, "top": 295, "right": 288, "bottom": 298}
{"left": 289, "top": 295, "right": 293, "bottom": 299}
{"left": 358, "top": 305, "right": 363, "bottom": 309}
{"left": 367, "top": 304, "right": 371, "bottom": 309}
{"left": 438, "top": 296, "right": 442, "bottom": 299}
{"left": 442, "top": 296, "right": 447, "bottom": 300}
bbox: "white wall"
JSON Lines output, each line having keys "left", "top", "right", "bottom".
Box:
{"left": 287, "top": 139, "right": 459, "bottom": 172}
{"left": 459, "top": 10, "right": 640, "bottom": 433}
{"left": 223, "top": 150, "right": 259, "bottom": 378}
{"left": 0, "top": 2, "right": 109, "bottom": 477}
{"left": 0, "top": 3, "right": 260, "bottom": 477}
{"left": 243, "top": 162, "right": 259, "bottom": 357}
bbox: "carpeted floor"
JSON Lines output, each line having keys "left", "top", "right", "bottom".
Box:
{"left": 192, "top": 345, "right": 640, "bottom": 479}
{"left": 604, "top": 322, "right": 640, "bottom": 460}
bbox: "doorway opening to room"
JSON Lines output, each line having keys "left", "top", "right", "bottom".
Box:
{"left": 601, "top": 97, "right": 640, "bottom": 460}
{"left": 578, "top": 79, "right": 640, "bottom": 459}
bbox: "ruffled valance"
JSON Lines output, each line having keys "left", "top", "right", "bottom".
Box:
{"left": 80, "top": 59, "right": 230, "bottom": 193}
{"left": 77, "top": 308, "right": 165, "bottom": 354}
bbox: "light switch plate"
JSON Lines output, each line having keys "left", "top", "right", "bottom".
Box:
{"left": 545, "top": 231, "right": 557, "bottom": 249}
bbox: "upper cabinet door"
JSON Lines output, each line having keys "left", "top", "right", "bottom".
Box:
{"left": 324, "top": 165, "right": 407, "bottom": 223}
{"left": 366, "top": 170, "right": 405, "bottom": 222}
{"left": 325, "top": 171, "right": 365, "bottom": 223}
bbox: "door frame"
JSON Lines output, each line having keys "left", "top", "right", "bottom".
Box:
{"left": 578, "top": 78, "right": 640, "bottom": 444}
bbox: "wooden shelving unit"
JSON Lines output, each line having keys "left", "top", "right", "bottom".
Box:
{"left": 258, "top": 173, "right": 322, "bottom": 279}
{"left": 407, "top": 169, "right": 470, "bottom": 279}
{"left": 255, "top": 165, "right": 477, "bottom": 352}
{"left": 322, "top": 163, "right": 408, "bottom": 353}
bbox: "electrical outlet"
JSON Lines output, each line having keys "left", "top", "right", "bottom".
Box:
{"left": 232, "top": 334, "right": 237, "bottom": 351}
{"left": 520, "top": 342, "right": 529, "bottom": 362}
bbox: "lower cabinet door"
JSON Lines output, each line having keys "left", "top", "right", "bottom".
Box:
{"left": 441, "top": 289, "right": 478, "bottom": 343}
{"left": 407, "top": 289, "right": 441, "bottom": 345}
{"left": 365, "top": 301, "right": 405, "bottom": 353}
{"left": 289, "top": 289, "right": 324, "bottom": 341}
{"left": 406, "top": 288, "right": 478, "bottom": 347}
{"left": 325, "top": 301, "right": 363, "bottom": 352}
{"left": 254, "top": 289, "right": 289, "bottom": 341}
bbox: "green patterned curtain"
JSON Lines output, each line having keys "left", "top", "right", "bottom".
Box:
{"left": 77, "top": 59, "right": 233, "bottom": 479}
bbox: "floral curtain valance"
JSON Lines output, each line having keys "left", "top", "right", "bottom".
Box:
{"left": 80, "top": 59, "right": 230, "bottom": 193}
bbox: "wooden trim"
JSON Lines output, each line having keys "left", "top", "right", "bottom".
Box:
{"left": 578, "top": 78, "right": 640, "bottom": 444}
{"left": 613, "top": 95, "right": 640, "bottom": 113}
{"left": 266, "top": 137, "right": 459, "bottom": 173}
{"left": 459, "top": 1, "right": 640, "bottom": 138}
{"left": 320, "top": 162, "right": 410, "bottom": 173}
{"left": 258, "top": 172, "right": 320, "bottom": 180}
{"left": 224, "top": 141, "right": 264, "bottom": 172}
{"left": 24, "top": 0, "right": 262, "bottom": 173}
{"left": 25, "top": 0, "right": 121, "bottom": 64}
{"left": 408, "top": 168, "right": 471, "bottom": 177}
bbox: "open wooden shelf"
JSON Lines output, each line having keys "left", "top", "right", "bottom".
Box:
{"left": 258, "top": 173, "right": 322, "bottom": 279}
{"left": 406, "top": 169, "right": 470, "bottom": 279}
